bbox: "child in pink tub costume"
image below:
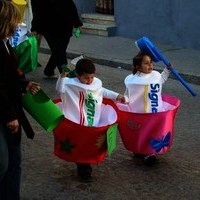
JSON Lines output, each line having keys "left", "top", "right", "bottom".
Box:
{"left": 117, "top": 51, "right": 180, "bottom": 166}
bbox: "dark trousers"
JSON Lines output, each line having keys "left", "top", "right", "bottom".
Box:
{"left": 43, "top": 34, "right": 71, "bottom": 75}
{"left": 0, "top": 124, "right": 22, "bottom": 200}
{"left": 76, "top": 163, "right": 92, "bottom": 177}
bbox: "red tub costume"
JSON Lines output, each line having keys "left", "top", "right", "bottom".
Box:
{"left": 53, "top": 99, "right": 118, "bottom": 164}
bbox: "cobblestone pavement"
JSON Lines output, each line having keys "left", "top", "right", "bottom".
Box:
{"left": 21, "top": 53, "right": 200, "bottom": 200}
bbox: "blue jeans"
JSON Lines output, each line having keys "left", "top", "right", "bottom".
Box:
{"left": 0, "top": 124, "right": 22, "bottom": 200}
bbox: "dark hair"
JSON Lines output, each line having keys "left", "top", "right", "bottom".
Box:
{"left": 75, "top": 58, "right": 96, "bottom": 76}
{"left": 132, "top": 51, "right": 152, "bottom": 74}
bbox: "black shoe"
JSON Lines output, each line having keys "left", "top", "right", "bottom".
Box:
{"left": 44, "top": 72, "right": 58, "bottom": 79}
{"left": 143, "top": 155, "right": 158, "bottom": 166}
{"left": 133, "top": 153, "right": 145, "bottom": 159}
{"left": 44, "top": 74, "right": 58, "bottom": 79}
{"left": 79, "top": 175, "right": 95, "bottom": 183}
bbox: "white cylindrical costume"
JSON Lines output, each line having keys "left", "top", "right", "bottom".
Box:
{"left": 56, "top": 76, "right": 119, "bottom": 126}
{"left": 124, "top": 69, "right": 170, "bottom": 113}
{"left": 9, "top": 23, "right": 28, "bottom": 47}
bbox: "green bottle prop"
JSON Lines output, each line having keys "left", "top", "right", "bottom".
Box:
{"left": 22, "top": 89, "right": 64, "bottom": 132}
{"left": 61, "top": 64, "right": 76, "bottom": 78}
{"left": 74, "top": 27, "right": 81, "bottom": 38}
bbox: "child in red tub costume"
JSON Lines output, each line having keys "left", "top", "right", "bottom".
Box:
{"left": 55, "top": 58, "right": 125, "bottom": 182}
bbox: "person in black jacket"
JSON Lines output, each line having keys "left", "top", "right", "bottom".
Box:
{"left": 31, "top": 0, "right": 83, "bottom": 78}
{"left": 0, "top": 1, "right": 40, "bottom": 199}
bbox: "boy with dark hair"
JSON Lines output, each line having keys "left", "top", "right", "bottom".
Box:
{"left": 56, "top": 58, "right": 125, "bottom": 182}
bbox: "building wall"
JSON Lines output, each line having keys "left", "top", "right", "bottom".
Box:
{"left": 74, "top": 0, "right": 200, "bottom": 50}
{"left": 115, "top": 0, "right": 200, "bottom": 50}
{"left": 73, "top": 0, "right": 95, "bottom": 13}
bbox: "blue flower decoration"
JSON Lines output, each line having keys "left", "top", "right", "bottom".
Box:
{"left": 150, "top": 132, "right": 171, "bottom": 153}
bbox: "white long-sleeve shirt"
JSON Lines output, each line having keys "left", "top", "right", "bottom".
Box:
{"left": 56, "top": 76, "right": 119, "bottom": 126}
{"left": 124, "top": 69, "right": 170, "bottom": 113}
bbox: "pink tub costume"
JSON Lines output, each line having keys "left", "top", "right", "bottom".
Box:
{"left": 53, "top": 76, "right": 119, "bottom": 164}
{"left": 116, "top": 70, "right": 180, "bottom": 155}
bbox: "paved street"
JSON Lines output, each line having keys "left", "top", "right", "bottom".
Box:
{"left": 21, "top": 50, "right": 200, "bottom": 200}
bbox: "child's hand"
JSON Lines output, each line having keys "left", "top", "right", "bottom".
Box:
{"left": 6, "top": 119, "right": 19, "bottom": 134}
{"left": 60, "top": 71, "right": 68, "bottom": 78}
{"left": 165, "top": 66, "right": 171, "bottom": 70}
{"left": 116, "top": 94, "right": 126, "bottom": 103}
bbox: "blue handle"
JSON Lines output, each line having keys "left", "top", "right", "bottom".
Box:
{"left": 151, "top": 43, "right": 197, "bottom": 96}
{"left": 169, "top": 67, "right": 197, "bottom": 96}
{"left": 136, "top": 36, "right": 197, "bottom": 96}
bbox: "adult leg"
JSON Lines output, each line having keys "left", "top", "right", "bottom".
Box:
{"left": 43, "top": 34, "right": 70, "bottom": 76}
{"left": 36, "top": 34, "right": 43, "bottom": 67}
{"left": 7, "top": 139, "right": 22, "bottom": 200}
{"left": 0, "top": 125, "right": 22, "bottom": 200}
{"left": 0, "top": 124, "right": 9, "bottom": 199}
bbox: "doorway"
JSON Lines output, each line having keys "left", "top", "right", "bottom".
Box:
{"left": 96, "top": 0, "right": 114, "bottom": 15}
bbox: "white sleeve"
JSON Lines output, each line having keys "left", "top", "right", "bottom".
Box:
{"left": 24, "top": 0, "right": 33, "bottom": 32}
{"left": 102, "top": 87, "right": 119, "bottom": 100}
{"left": 56, "top": 76, "right": 68, "bottom": 93}
{"left": 161, "top": 67, "right": 170, "bottom": 84}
